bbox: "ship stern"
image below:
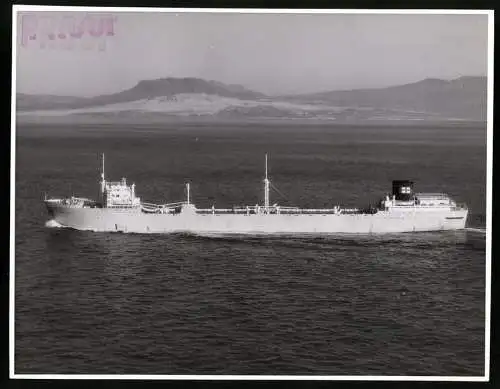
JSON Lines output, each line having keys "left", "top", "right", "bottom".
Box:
{"left": 444, "top": 206, "right": 469, "bottom": 230}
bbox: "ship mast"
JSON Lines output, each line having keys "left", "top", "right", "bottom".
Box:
{"left": 100, "top": 153, "right": 106, "bottom": 195}
{"left": 264, "top": 154, "right": 270, "bottom": 211}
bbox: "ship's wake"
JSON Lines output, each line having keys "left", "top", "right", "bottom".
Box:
{"left": 179, "top": 230, "right": 484, "bottom": 253}
{"left": 464, "top": 227, "right": 487, "bottom": 234}
{"left": 45, "top": 219, "right": 65, "bottom": 228}
{"left": 181, "top": 230, "right": 471, "bottom": 243}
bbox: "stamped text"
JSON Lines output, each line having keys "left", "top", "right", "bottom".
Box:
{"left": 20, "top": 13, "right": 117, "bottom": 51}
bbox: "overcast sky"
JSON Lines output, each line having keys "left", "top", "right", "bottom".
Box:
{"left": 15, "top": 11, "right": 489, "bottom": 97}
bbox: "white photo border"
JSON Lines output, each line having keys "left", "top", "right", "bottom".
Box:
{"left": 10, "top": 5, "right": 494, "bottom": 382}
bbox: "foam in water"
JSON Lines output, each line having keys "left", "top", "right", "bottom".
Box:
{"left": 45, "top": 219, "right": 64, "bottom": 228}
{"left": 464, "top": 227, "right": 487, "bottom": 234}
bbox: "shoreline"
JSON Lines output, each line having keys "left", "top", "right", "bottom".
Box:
{"left": 15, "top": 114, "right": 486, "bottom": 129}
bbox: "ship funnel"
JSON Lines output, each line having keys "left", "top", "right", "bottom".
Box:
{"left": 392, "top": 180, "right": 414, "bottom": 201}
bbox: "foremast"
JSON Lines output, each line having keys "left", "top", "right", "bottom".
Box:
{"left": 98, "top": 153, "right": 141, "bottom": 208}
{"left": 264, "top": 153, "right": 270, "bottom": 212}
{"left": 100, "top": 153, "right": 106, "bottom": 199}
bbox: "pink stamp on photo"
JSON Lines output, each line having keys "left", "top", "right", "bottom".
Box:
{"left": 20, "top": 13, "right": 117, "bottom": 52}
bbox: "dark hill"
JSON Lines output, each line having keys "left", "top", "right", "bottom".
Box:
{"left": 16, "top": 78, "right": 266, "bottom": 111}
{"left": 284, "top": 76, "right": 487, "bottom": 120}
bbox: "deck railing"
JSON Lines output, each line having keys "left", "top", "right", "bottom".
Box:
{"left": 141, "top": 201, "right": 188, "bottom": 209}
{"left": 141, "top": 201, "right": 189, "bottom": 214}
{"left": 195, "top": 205, "right": 354, "bottom": 215}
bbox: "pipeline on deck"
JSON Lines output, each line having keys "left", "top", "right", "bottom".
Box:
{"left": 139, "top": 202, "right": 367, "bottom": 215}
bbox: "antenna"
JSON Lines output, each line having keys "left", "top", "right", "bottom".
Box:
{"left": 100, "top": 153, "right": 106, "bottom": 197}
{"left": 265, "top": 153, "right": 268, "bottom": 180}
{"left": 102, "top": 153, "right": 105, "bottom": 181}
{"left": 264, "top": 154, "right": 270, "bottom": 210}
{"left": 186, "top": 182, "right": 190, "bottom": 205}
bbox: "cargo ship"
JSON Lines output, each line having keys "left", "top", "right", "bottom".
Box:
{"left": 44, "top": 154, "right": 468, "bottom": 234}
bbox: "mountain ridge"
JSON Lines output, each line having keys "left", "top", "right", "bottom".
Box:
{"left": 282, "top": 76, "right": 485, "bottom": 97}
{"left": 16, "top": 76, "right": 487, "bottom": 121}
{"left": 17, "top": 78, "right": 266, "bottom": 111}
{"left": 281, "top": 76, "right": 487, "bottom": 120}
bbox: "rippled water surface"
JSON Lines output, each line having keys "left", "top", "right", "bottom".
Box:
{"left": 15, "top": 123, "right": 486, "bottom": 375}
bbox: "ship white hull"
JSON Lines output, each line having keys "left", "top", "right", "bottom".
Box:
{"left": 46, "top": 203, "right": 468, "bottom": 234}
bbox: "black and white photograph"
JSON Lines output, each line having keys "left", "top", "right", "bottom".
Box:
{"left": 11, "top": 6, "right": 492, "bottom": 380}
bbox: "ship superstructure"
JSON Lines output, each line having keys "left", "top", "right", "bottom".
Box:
{"left": 44, "top": 154, "right": 468, "bottom": 234}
